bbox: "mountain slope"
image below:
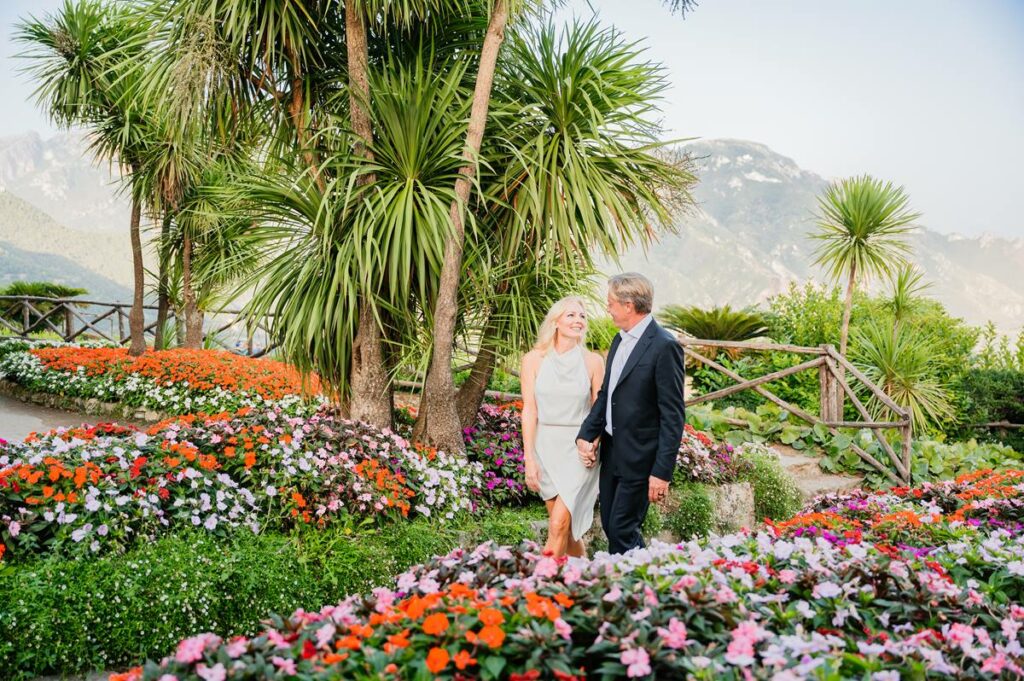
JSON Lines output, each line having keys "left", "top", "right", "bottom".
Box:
{"left": 0, "top": 240, "right": 131, "bottom": 301}
{"left": 615, "top": 139, "right": 1024, "bottom": 332}
{"left": 0, "top": 189, "right": 141, "bottom": 288}
{"left": 0, "top": 131, "right": 129, "bottom": 233}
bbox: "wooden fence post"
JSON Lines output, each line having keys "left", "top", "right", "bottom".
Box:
{"left": 63, "top": 304, "right": 74, "bottom": 341}
{"left": 818, "top": 345, "right": 842, "bottom": 422}
{"left": 21, "top": 301, "right": 30, "bottom": 337}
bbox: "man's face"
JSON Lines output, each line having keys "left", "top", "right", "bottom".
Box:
{"left": 606, "top": 291, "right": 632, "bottom": 329}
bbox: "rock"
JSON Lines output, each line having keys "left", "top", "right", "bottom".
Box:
{"left": 708, "top": 481, "right": 755, "bottom": 533}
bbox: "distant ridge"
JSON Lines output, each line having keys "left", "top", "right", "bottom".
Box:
{"left": 613, "top": 139, "right": 1024, "bottom": 333}
{"left": 0, "top": 131, "right": 1020, "bottom": 334}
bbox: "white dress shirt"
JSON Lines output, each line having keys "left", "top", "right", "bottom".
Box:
{"left": 605, "top": 314, "right": 654, "bottom": 435}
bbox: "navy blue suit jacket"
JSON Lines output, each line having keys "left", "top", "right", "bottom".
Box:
{"left": 577, "top": 319, "right": 686, "bottom": 482}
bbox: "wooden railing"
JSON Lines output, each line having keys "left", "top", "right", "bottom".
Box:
{"left": 680, "top": 338, "right": 913, "bottom": 485}
{"left": 0, "top": 296, "right": 276, "bottom": 357}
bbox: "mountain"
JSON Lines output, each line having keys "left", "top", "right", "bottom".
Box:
{"left": 0, "top": 132, "right": 1021, "bottom": 334}
{"left": 0, "top": 240, "right": 131, "bottom": 301}
{"left": 615, "top": 139, "right": 1024, "bottom": 333}
{"left": 0, "top": 188, "right": 142, "bottom": 289}
{"left": 0, "top": 131, "right": 129, "bottom": 233}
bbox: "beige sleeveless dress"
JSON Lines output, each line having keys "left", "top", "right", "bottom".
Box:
{"left": 534, "top": 345, "right": 600, "bottom": 541}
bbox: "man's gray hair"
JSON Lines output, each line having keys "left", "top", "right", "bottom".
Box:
{"left": 608, "top": 272, "right": 654, "bottom": 314}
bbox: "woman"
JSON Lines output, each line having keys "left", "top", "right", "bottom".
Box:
{"left": 521, "top": 297, "right": 605, "bottom": 557}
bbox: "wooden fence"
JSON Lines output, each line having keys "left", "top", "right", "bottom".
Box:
{"left": 0, "top": 295, "right": 916, "bottom": 483}
{"left": 0, "top": 296, "right": 275, "bottom": 357}
{"left": 679, "top": 338, "right": 913, "bottom": 485}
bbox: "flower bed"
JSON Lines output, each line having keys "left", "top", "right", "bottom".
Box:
{"left": 134, "top": 470, "right": 1024, "bottom": 680}
{"left": 0, "top": 409, "right": 484, "bottom": 561}
{"left": 0, "top": 340, "right": 322, "bottom": 416}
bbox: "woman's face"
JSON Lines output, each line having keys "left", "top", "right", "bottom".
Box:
{"left": 555, "top": 302, "right": 587, "bottom": 342}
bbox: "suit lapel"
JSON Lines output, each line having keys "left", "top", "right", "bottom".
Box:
{"left": 604, "top": 334, "right": 622, "bottom": 391}
{"left": 615, "top": 319, "right": 658, "bottom": 388}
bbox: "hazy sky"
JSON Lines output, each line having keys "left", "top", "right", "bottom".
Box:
{"left": 3, "top": 0, "right": 1022, "bottom": 237}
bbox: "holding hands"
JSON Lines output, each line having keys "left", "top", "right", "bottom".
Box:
{"left": 576, "top": 438, "right": 598, "bottom": 469}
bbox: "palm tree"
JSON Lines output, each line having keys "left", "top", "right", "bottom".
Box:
{"left": 416, "top": 0, "right": 517, "bottom": 449}
{"left": 18, "top": 0, "right": 160, "bottom": 356}
{"left": 809, "top": 175, "right": 919, "bottom": 357}
{"left": 415, "top": 16, "right": 697, "bottom": 449}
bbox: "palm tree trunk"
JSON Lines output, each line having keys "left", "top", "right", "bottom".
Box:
{"left": 456, "top": 330, "right": 498, "bottom": 429}
{"left": 344, "top": 2, "right": 393, "bottom": 428}
{"left": 127, "top": 181, "right": 146, "bottom": 357}
{"left": 155, "top": 211, "right": 171, "bottom": 349}
{"left": 414, "top": 0, "right": 509, "bottom": 451}
{"left": 839, "top": 260, "right": 857, "bottom": 357}
{"left": 182, "top": 233, "right": 203, "bottom": 348}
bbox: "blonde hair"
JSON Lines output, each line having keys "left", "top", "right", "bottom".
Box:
{"left": 533, "top": 296, "right": 588, "bottom": 355}
{"left": 608, "top": 272, "right": 654, "bottom": 314}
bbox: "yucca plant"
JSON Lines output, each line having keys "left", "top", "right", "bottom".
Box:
{"left": 852, "top": 320, "right": 955, "bottom": 435}
{"left": 885, "top": 263, "right": 932, "bottom": 325}
{"left": 658, "top": 304, "right": 768, "bottom": 360}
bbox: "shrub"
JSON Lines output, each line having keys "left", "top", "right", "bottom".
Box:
{"left": 0, "top": 507, "right": 547, "bottom": 680}
{"left": 739, "top": 445, "right": 803, "bottom": 521}
{"left": 953, "top": 368, "right": 1024, "bottom": 452}
{"left": 657, "top": 304, "right": 768, "bottom": 342}
{"left": 664, "top": 481, "right": 713, "bottom": 539}
{"left": 462, "top": 403, "right": 528, "bottom": 505}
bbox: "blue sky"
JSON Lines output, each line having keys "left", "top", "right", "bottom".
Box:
{"left": 3, "top": 0, "right": 1023, "bottom": 237}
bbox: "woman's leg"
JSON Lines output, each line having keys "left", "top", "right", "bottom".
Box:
{"left": 544, "top": 496, "right": 573, "bottom": 557}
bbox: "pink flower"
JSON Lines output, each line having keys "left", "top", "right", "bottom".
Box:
{"left": 673, "top": 575, "right": 698, "bottom": 590}
{"left": 266, "top": 630, "right": 291, "bottom": 649}
{"left": 159, "top": 675, "right": 179, "bottom": 681}
{"left": 725, "top": 621, "right": 766, "bottom": 666}
{"left": 981, "top": 654, "right": 1007, "bottom": 674}
{"left": 620, "top": 647, "right": 652, "bottom": 678}
{"left": 777, "top": 569, "right": 798, "bottom": 584}
{"left": 533, "top": 556, "right": 559, "bottom": 578}
{"left": 174, "top": 634, "right": 219, "bottom": 664}
{"left": 714, "top": 586, "right": 737, "bottom": 604}
{"left": 196, "top": 663, "right": 225, "bottom": 681}
{"left": 271, "top": 656, "right": 298, "bottom": 675}
{"left": 554, "top": 617, "right": 573, "bottom": 640}
{"left": 225, "top": 637, "right": 248, "bottom": 659}
{"left": 657, "top": 617, "right": 689, "bottom": 649}
{"left": 945, "top": 623, "right": 974, "bottom": 646}
{"left": 812, "top": 581, "right": 842, "bottom": 599}
{"left": 8, "top": 521, "right": 19, "bottom": 538}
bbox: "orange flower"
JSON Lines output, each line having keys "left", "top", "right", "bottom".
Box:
{"left": 554, "top": 593, "right": 575, "bottom": 608}
{"left": 477, "top": 625, "right": 505, "bottom": 649}
{"left": 336, "top": 636, "right": 362, "bottom": 650}
{"left": 422, "top": 612, "right": 450, "bottom": 636}
{"left": 426, "top": 647, "right": 450, "bottom": 674}
{"left": 453, "top": 649, "right": 477, "bottom": 670}
{"left": 477, "top": 608, "right": 504, "bottom": 627}
{"left": 322, "top": 652, "right": 348, "bottom": 664}
{"left": 384, "top": 629, "right": 411, "bottom": 653}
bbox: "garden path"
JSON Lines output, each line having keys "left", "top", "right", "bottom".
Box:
{"left": 771, "top": 443, "right": 863, "bottom": 500}
{"left": 0, "top": 393, "right": 96, "bottom": 441}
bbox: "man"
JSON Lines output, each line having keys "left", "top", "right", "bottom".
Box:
{"left": 576, "top": 273, "right": 686, "bottom": 554}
